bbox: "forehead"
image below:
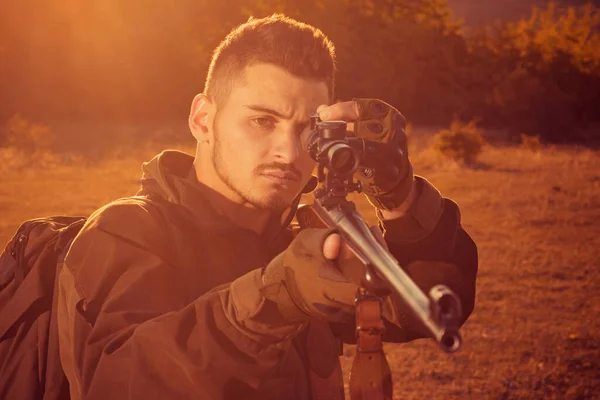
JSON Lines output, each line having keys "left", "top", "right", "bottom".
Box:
{"left": 226, "top": 63, "right": 329, "bottom": 113}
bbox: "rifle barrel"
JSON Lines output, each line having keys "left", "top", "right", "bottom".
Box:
{"left": 314, "top": 199, "right": 462, "bottom": 352}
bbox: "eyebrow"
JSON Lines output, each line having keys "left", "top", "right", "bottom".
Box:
{"left": 245, "top": 104, "right": 291, "bottom": 119}
{"left": 245, "top": 104, "right": 310, "bottom": 134}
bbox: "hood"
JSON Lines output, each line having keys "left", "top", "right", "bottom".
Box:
{"left": 137, "top": 150, "right": 316, "bottom": 240}
{"left": 139, "top": 150, "right": 194, "bottom": 204}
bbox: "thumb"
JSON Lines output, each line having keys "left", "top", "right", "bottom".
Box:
{"left": 325, "top": 226, "right": 387, "bottom": 262}
{"left": 323, "top": 233, "right": 343, "bottom": 260}
{"left": 325, "top": 226, "right": 387, "bottom": 286}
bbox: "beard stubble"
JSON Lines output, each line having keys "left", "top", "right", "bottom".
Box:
{"left": 211, "top": 122, "right": 292, "bottom": 212}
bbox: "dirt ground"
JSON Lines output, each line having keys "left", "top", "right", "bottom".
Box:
{"left": 1, "top": 139, "right": 599, "bottom": 399}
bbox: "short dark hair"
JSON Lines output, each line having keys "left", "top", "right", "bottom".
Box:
{"left": 204, "top": 14, "right": 336, "bottom": 107}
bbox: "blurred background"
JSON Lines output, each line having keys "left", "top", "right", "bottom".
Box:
{"left": 1, "top": 2, "right": 599, "bottom": 399}
{"left": 1, "top": 0, "right": 599, "bottom": 160}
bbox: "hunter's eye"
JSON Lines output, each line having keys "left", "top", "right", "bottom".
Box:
{"left": 252, "top": 117, "right": 274, "bottom": 129}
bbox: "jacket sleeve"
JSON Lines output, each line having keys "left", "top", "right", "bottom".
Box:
{"left": 330, "top": 178, "right": 478, "bottom": 344}
{"left": 58, "top": 200, "right": 304, "bottom": 400}
{"left": 379, "top": 198, "right": 478, "bottom": 342}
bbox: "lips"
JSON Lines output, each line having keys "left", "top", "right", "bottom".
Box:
{"left": 261, "top": 170, "right": 301, "bottom": 183}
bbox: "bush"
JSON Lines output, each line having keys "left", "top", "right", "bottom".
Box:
{"left": 520, "top": 133, "right": 542, "bottom": 152}
{"left": 4, "top": 114, "right": 54, "bottom": 151}
{"left": 462, "top": 1, "right": 600, "bottom": 143}
{"left": 0, "top": 114, "right": 61, "bottom": 169}
{"left": 2, "top": 1, "right": 599, "bottom": 146}
{"left": 432, "top": 118, "right": 485, "bottom": 164}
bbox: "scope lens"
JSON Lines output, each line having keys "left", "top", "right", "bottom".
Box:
{"left": 328, "top": 144, "right": 358, "bottom": 175}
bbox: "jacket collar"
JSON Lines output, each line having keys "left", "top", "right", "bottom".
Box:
{"left": 137, "top": 150, "right": 308, "bottom": 244}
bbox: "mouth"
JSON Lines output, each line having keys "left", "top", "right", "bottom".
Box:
{"left": 261, "top": 171, "right": 301, "bottom": 185}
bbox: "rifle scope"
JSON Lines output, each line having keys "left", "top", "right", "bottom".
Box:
{"left": 307, "top": 116, "right": 361, "bottom": 177}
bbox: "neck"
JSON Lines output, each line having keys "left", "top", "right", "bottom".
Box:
{"left": 192, "top": 151, "right": 272, "bottom": 235}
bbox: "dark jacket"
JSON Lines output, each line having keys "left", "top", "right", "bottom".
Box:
{"left": 57, "top": 150, "right": 478, "bottom": 400}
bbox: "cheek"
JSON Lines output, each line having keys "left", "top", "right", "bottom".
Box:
{"left": 220, "top": 122, "right": 261, "bottom": 158}
{"left": 235, "top": 130, "right": 272, "bottom": 171}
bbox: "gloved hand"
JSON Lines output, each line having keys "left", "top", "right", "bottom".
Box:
{"left": 260, "top": 228, "right": 360, "bottom": 323}
{"left": 318, "top": 98, "right": 414, "bottom": 211}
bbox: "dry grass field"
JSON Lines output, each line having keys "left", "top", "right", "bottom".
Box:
{"left": 1, "top": 136, "right": 599, "bottom": 399}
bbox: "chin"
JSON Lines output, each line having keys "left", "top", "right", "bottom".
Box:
{"left": 252, "top": 192, "right": 295, "bottom": 212}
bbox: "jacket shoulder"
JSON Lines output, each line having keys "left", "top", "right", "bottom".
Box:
{"left": 65, "top": 197, "right": 171, "bottom": 274}
{"left": 64, "top": 197, "right": 178, "bottom": 299}
{"left": 83, "top": 197, "right": 167, "bottom": 238}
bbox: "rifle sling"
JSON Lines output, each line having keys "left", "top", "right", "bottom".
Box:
{"left": 349, "top": 294, "right": 393, "bottom": 400}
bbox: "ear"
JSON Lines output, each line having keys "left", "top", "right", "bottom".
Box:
{"left": 189, "top": 93, "right": 215, "bottom": 144}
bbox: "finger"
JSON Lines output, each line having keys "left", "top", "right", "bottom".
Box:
{"left": 324, "top": 228, "right": 386, "bottom": 286}
{"left": 323, "top": 233, "right": 342, "bottom": 260}
{"left": 337, "top": 240, "right": 354, "bottom": 262}
{"left": 318, "top": 101, "right": 360, "bottom": 122}
{"left": 316, "top": 104, "right": 355, "bottom": 131}
{"left": 336, "top": 240, "right": 365, "bottom": 286}
{"left": 335, "top": 227, "right": 386, "bottom": 262}
{"left": 316, "top": 104, "right": 328, "bottom": 114}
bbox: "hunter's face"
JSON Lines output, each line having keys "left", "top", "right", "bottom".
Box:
{"left": 209, "top": 63, "right": 328, "bottom": 212}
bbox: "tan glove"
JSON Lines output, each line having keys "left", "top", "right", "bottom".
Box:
{"left": 260, "top": 228, "right": 360, "bottom": 323}
{"left": 353, "top": 98, "right": 414, "bottom": 211}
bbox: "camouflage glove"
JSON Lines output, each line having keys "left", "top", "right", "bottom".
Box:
{"left": 260, "top": 228, "right": 359, "bottom": 323}
{"left": 353, "top": 98, "right": 414, "bottom": 211}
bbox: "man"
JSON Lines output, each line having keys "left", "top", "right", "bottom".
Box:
{"left": 57, "top": 14, "right": 477, "bottom": 400}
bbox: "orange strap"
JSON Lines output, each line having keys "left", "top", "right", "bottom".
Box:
{"left": 349, "top": 293, "right": 393, "bottom": 400}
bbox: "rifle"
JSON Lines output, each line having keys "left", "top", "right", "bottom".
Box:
{"left": 298, "top": 115, "right": 463, "bottom": 400}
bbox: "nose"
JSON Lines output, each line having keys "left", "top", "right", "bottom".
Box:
{"left": 273, "top": 129, "right": 301, "bottom": 165}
